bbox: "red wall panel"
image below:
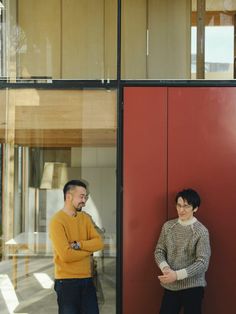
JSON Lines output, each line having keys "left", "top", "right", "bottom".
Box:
{"left": 123, "top": 87, "right": 168, "bottom": 314}
{"left": 167, "top": 87, "right": 236, "bottom": 314}
{"left": 123, "top": 86, "right": 236, "bottom": 314}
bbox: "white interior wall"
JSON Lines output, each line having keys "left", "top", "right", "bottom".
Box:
{"left": 70, "top": 147, "right": 116, "bottom": 235}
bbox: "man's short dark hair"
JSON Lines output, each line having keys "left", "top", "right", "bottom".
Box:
{"left": 175, "top": 188, "right": 201, "bottom": 209}
{"left": 63, "top": 180, "right": 87, "bottom": 200}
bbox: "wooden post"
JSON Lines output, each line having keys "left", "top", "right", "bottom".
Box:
{"left": 196, "top": 0, "right": 205, "bottom": 79}
{"left": 234, "top": 14, "right": 236, "bottom": 79}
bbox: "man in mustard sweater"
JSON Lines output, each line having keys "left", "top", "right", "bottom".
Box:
{"left": 49, "top": 180, "right": 104, "bottom": 314}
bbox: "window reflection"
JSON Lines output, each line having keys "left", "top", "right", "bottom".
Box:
{"left": 4, "top": 0, "right": 117, "bottom": 80}
{"left": 1, "top": 89, "right": 117, "bottom": 313}
{"left": 192, "top": 0, "right": 236, "bottom": 79}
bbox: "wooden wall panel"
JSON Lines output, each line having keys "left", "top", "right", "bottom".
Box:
{"left": 18, "top": 0, "right": 61, "bottom": 78}
{"left": 14, "top": 89, "right": 116, "bottom": 129}
{"left": 14, "top": 129, "right": 116, "bottom": 147}
{"left": 62, "top": 0, "right": 104, "bottom": 79}
{"left": 104, "top": 0, "right": 117, "bottom": 79}
{"left": 15, "top": 0, "right": 117, "bottom": 79}
{"left": 2, "top": 89, "right": 116, "bottom": 147}
{"left": 121, "top": 0, "right": 147, "bottom": 79}
{"left": 148, "top": 0, "right": 191, "bottom": 79}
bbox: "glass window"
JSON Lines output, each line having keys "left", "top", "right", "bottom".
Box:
{"left": 121, "top": 0, "right": 192, "bottom": 79}
{"left": 3, "top": 0, "right": 117, "bottom": 80}
{"left": 191, "top": 0, "right": 236, "bottom": 79}
{"left": 121, "top": 0, "right": 236, "bottom": 80}
{"left": 0, "top": 88, "right": 117, "bottom": 314}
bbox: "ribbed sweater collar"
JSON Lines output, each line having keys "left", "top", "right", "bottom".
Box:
{"left": 178, "top": 217, "right": 197, "bottom": 226}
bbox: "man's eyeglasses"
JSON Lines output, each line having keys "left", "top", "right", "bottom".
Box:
{"left": 69, "top": 192, "right": 89, "bottom": 200}
{"left": 176, "top": 203, "right": 192, "bottom": 210}
{"left": 80, "top": 194, "right": 89, "bottom": 201}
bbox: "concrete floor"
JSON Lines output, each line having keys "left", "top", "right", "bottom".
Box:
{"left": 0, "top": 256, "right": 116, "bottom": 314}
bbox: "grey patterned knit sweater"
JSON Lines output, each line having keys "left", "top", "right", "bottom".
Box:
{"left": 154, "top": 217, "right": 211, "bottom": 291}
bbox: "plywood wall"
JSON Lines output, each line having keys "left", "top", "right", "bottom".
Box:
{"left": 1, "top": 89, "right": 117, "bottom": 146}
{"left": 16, "top": 0, "right": 117, "bottom": 79}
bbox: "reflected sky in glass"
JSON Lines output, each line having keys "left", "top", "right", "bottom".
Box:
{"left": 191, "top": 26, "right": 234, "bottom": 63}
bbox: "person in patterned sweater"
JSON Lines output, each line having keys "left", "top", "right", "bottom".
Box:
{"left": 154, "top": 188, "right": 211, "bottom": 314}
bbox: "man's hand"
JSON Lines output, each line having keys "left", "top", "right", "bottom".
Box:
{"left": 70, "top": 241, "right": 80, "bottom": 250}
{"left": 158, "top": 269, "right": 177, "bottom": 284}
{"left": 162, "top": 266, "right": 171, "bottom": 275}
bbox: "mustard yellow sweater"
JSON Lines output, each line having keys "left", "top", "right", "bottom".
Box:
{"left": 49, "top": 210, "right": 104, "bottom": 279}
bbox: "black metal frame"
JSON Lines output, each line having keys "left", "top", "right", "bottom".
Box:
{"left": 0, "top": 79, "right": 117, "bottom": 89}
{"left": 0, "top": 144, "right": 2, "bottom": 233}
{"left": 116, "top": 1, "right": 123, "bottom": 314}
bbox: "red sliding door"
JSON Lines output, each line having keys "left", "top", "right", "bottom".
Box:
{"left": 123, "top": 86, "right": 236, "bottom": 314}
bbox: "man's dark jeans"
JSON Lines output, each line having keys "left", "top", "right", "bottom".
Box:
{"left": 54, "top": 278, "right": 99, "bottom": 314}
{"left": 160, "top": 287, "right": 204, "bottom": 314}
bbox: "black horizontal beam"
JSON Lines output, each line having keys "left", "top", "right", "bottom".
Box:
{"left": 1, "top": 79, "right": 236, "bottom": 90}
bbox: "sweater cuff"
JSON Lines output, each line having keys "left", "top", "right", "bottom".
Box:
{"left": 176, "top": 269, "right": 188, "bottom": 280}
{"left": 159, "top": 261, "right": 170, "bottom": 272}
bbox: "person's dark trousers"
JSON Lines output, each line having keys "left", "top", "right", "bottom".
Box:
{"left": 159, "top": 287, "right": 204, "bottom": 314}
{"left": 54, "top": 278, "right": 99, "bottom": 314}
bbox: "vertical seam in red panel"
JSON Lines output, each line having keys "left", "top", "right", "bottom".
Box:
{"left": 166, "top": 87, "right": 169, "bottom": 221}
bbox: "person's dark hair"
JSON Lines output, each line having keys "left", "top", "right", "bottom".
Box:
{"left": 175, "top": 188, "right": 201, "bottom": 209}
{"left": 63, "top": 180, "right": 87, "bottom": 201}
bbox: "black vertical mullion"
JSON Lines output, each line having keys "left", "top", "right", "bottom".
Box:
{"left": 116, "top": 0, "right": 122, "bottom": 313}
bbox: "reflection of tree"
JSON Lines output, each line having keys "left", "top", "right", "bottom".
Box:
{"left": 10, "top": 24, "right": 27, "bottom": 55}
{"left": 0, "top": 1, "right": 4, "bottom": 16}
{"left": 9, "top": 20, "right": 31, "bottom": 77}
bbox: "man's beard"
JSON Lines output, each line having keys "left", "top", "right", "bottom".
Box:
{"left": 75, "top": 202, "right": 85, "bottom": 212}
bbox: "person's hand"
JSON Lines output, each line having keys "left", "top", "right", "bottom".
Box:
{"left": 70, "top": 241, "right": 80, "bottom": 250}
{"left": 162, "top": 266, "right": 171, "bottom": 275}
{"left": 158, "top": 270, "right": 177, "bottom": 284}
